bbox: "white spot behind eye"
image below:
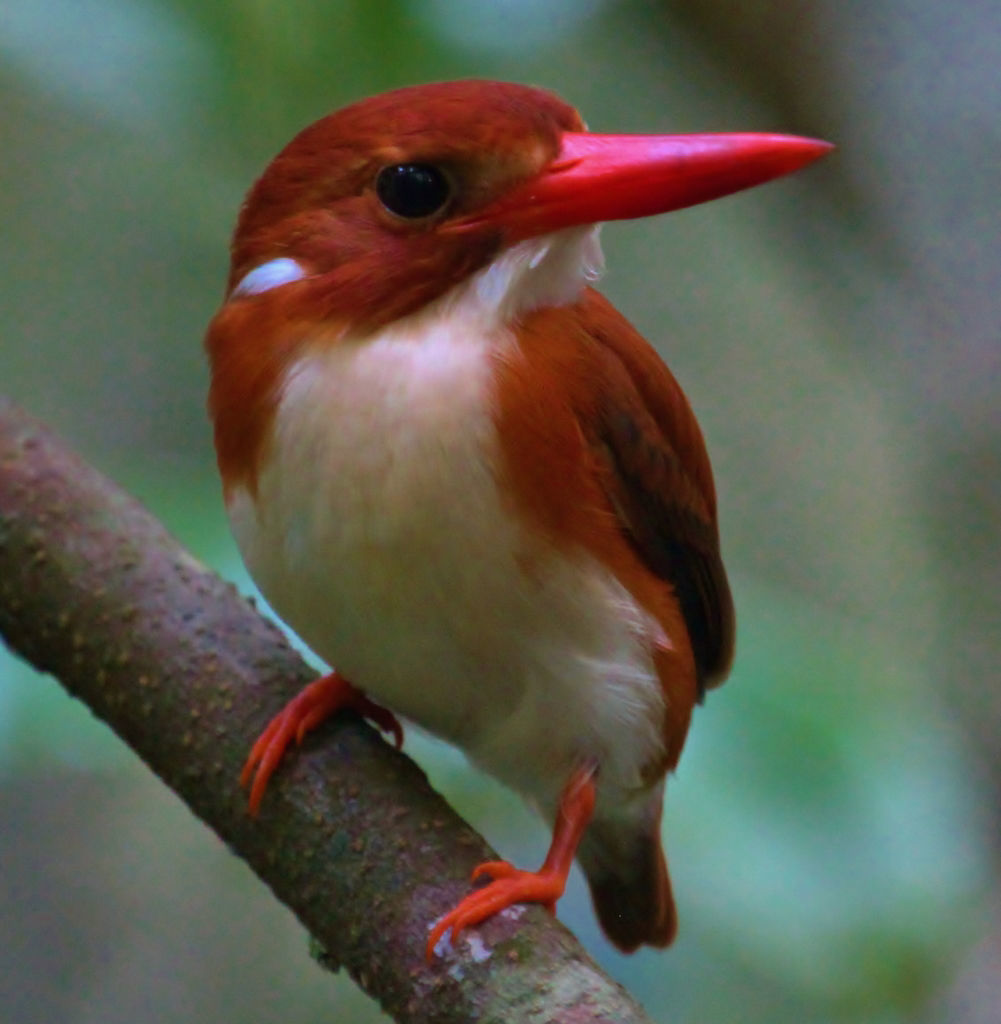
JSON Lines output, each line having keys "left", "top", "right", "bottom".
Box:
{"left": 231, "top": 257, "right": 305, "bottom": 298}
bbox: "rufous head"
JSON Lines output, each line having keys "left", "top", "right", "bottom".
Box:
{"left": 227, "top": 80, "right": 586, "bottom": 332}
{"left": 223, "top": 79, "right": 830, "bottom": 333}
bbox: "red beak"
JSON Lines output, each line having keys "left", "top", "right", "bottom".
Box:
{"left": 448, "top": 131, "right": 832, "bottom": 240}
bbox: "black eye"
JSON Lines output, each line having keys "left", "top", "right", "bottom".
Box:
{"left": 375, "top": 163, "right": 450, "bottom": 219}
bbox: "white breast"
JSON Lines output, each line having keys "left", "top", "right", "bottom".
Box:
{"left": 227, "top": 231, "right": 667, "bottom": 812}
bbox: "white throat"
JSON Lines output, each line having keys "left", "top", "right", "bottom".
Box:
{"left": 229, "top": 224, "right": 605, "bottom": 334}
{"left": 437, "top": 224, "right": 605, "bottom": 330}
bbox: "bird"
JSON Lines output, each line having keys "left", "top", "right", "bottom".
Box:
{"left": 204, "top": 79, "right": 830, "bottom": 960}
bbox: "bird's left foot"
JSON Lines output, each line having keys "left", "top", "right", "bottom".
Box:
{"left": 426, "top": 765, "right": 597, "bottom": 960}
{"left": 426, "top": 861, "right": 564, "bottom": 959}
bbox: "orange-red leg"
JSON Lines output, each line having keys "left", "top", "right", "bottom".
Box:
{"left": 240, "top": 671, "right": 403, "bottom": 815}
{"left": 426, "top": 765, "right": 597, "bottom": 960}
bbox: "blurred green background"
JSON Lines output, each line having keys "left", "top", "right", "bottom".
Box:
{"left": 2, "top": 1, "right": 999, "bottom": 1022}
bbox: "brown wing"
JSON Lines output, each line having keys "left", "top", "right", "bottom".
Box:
{"left": 577, "top": 288, "right": 735, "bottom": 694}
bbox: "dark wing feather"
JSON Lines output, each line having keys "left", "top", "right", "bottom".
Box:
{"left": 579, "top": 289, "right": 735, "bottom": 693}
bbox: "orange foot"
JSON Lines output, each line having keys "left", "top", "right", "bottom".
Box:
{"left": 426, "top": 766, "right": 596, "bottom": 960}
{"left": 241, "top": 671, "right": 403, "bottom": 815}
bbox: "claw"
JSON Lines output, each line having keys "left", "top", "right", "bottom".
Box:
{"left": 471, "top": 860, "right": 518, "bottom": 882}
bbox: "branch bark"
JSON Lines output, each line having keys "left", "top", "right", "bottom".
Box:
{"left": 0, "top": 398, "right": 655, "bottom": 1024}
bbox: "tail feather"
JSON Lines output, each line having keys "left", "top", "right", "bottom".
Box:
{"left": 578, "top": 810, "right": 677, "bottom": 952}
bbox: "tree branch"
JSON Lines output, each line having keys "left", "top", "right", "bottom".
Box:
{"left": 0, "top": 398, "right": 655, "bottom": 1024}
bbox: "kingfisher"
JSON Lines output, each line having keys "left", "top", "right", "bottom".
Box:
{"left": 205, "top": 79, "right": 830, "bottom": 959}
